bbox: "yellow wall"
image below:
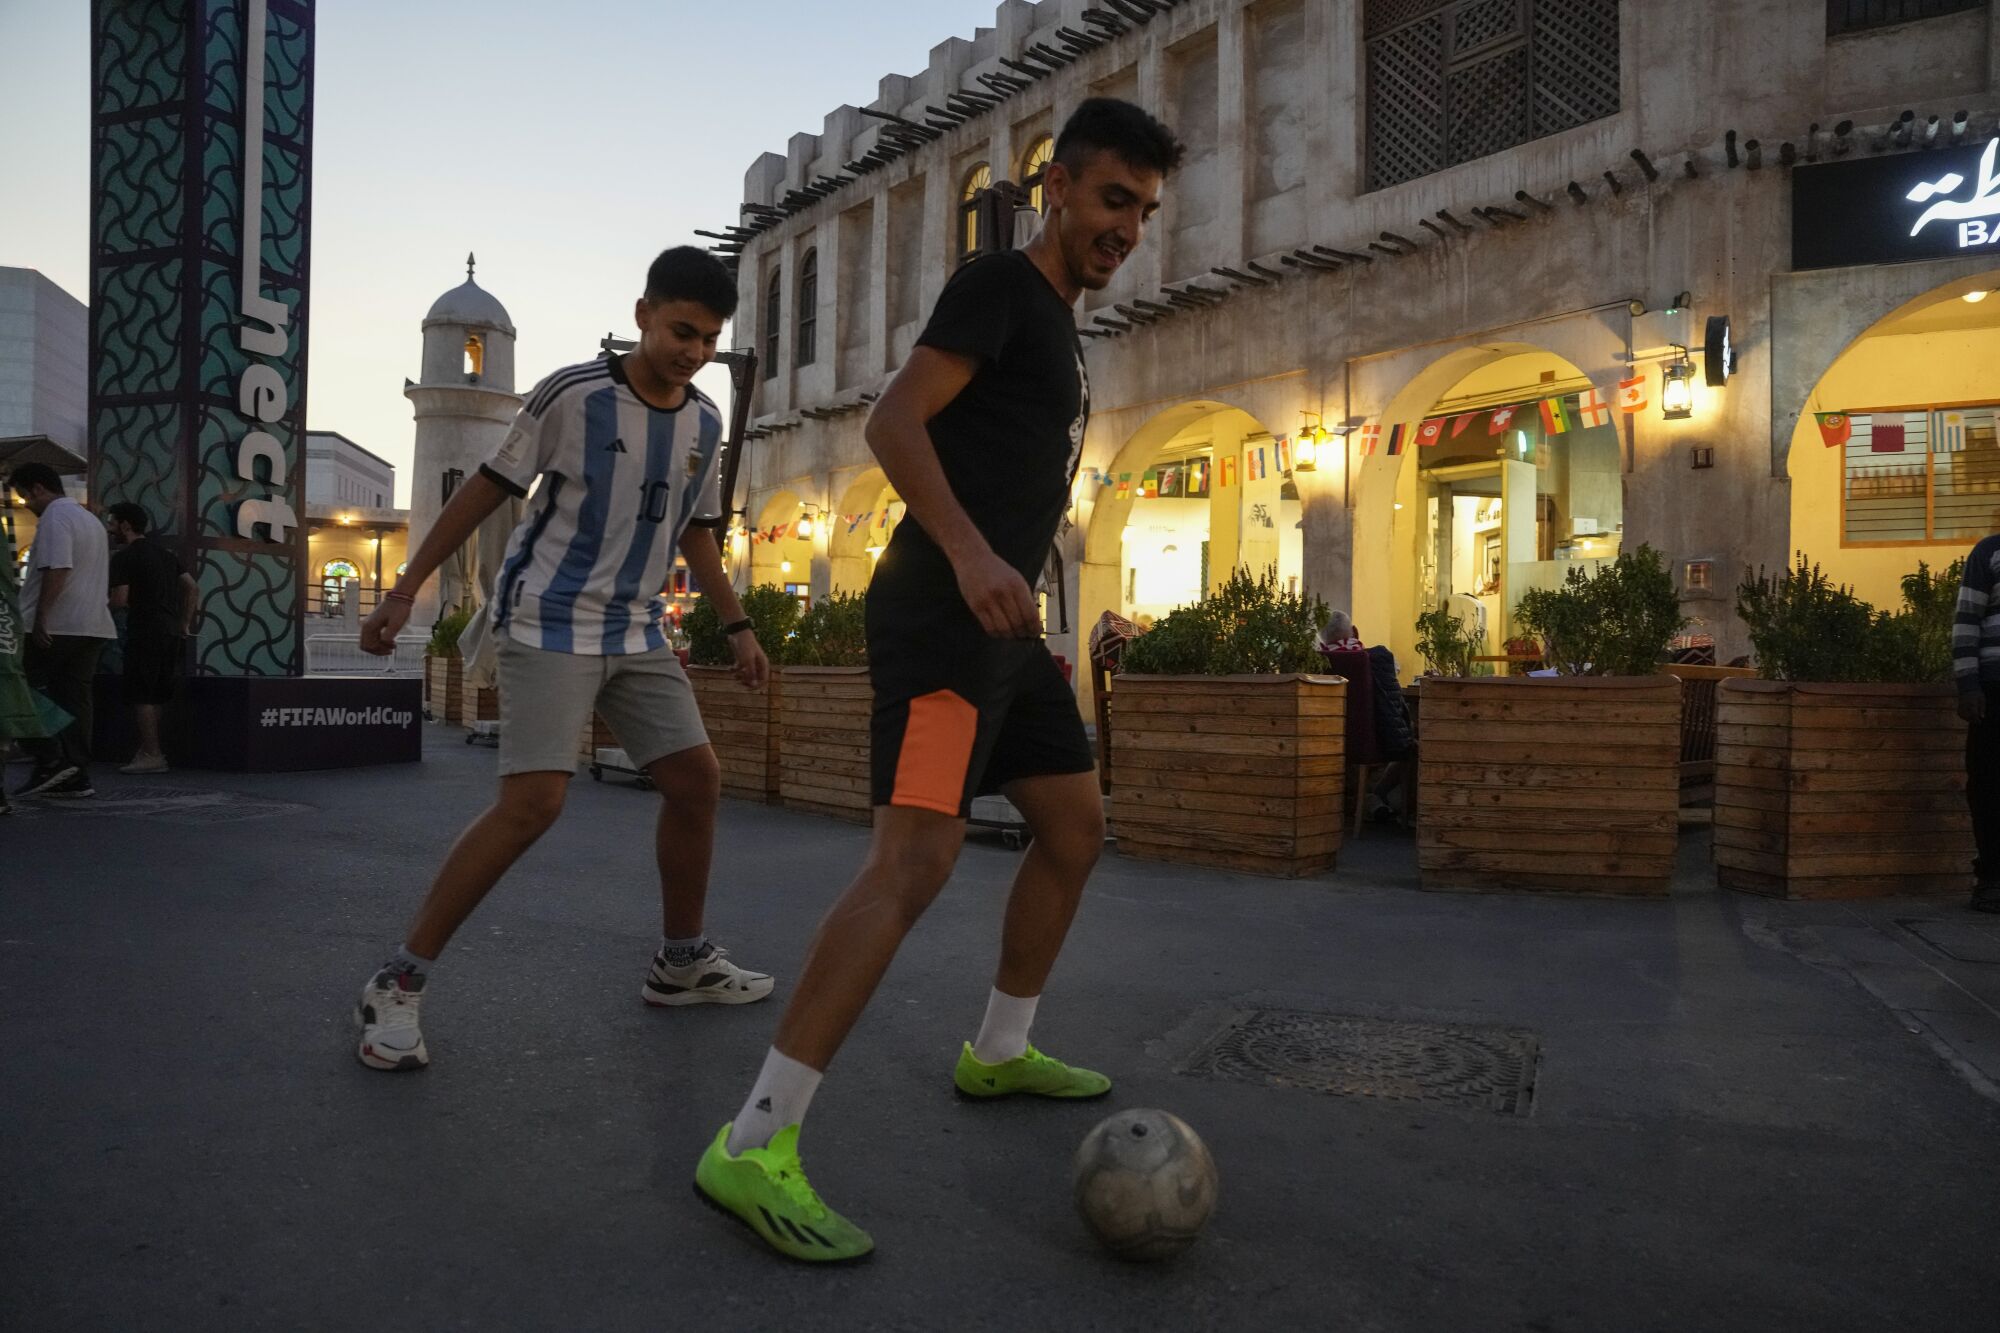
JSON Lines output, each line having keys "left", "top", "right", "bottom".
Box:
{"left": 1793, "top": 324, "right": 2000, "bottom": 610}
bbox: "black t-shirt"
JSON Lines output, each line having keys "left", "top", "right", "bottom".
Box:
{"left": 870, "top": 248, "right": 1088, "bottom": 614}
{"left": 110, "top": 538, "right": 186, "bottom": 640}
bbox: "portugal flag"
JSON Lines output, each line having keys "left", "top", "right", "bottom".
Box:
{"left": 1815, "top": 412, "right": 1852, "bottom": 448}
{"left": 1540, "top": 396, "right": 1572, "bottom": 435}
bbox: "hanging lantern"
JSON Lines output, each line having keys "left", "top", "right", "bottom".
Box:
{"left": 1294, "top": 415, "right": 1322, "bottom": 471}
{"left": 1661, "top": 356, "right": 1696, "bottom": 421}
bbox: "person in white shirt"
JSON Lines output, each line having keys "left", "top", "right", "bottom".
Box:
{"left": 8, "top": 463, "right": 116, "bottom": 800}
{"left": 348, "top": 247, "right": 773, "bottom": 1073}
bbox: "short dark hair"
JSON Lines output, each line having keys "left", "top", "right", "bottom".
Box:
{"left": 1052, "top": 98, "right": 1185, "bottom": 179}
{"left": 645, "top": 246, "right": 738, "bottom": 319}
{"left": 7, "top": 462, "right": 62, "bottom": 497}
{"left": 108, "top": 502, "right": 152, "bottom": 533}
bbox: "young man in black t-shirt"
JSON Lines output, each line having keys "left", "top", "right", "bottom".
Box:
{"left": 697, "top": 99, "right": 1184, "bottom": 1262}
{"left": 106, "top": 504, "right": 196, "bottom": 774}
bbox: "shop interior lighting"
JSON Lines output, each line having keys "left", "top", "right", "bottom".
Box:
{"left": 780, "top": 559, "right": 792, "bottom": 574}
{"left": 1661, "top": 352, "right": 1696, "bottom": 420}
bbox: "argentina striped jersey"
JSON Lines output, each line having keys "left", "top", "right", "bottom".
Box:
{"left": 481, "top": 355, "right": 725, "bottom": 655}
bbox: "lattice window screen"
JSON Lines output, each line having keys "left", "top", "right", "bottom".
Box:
{"left": 1366, "top": 0, "right": 1620, "bottom": 191}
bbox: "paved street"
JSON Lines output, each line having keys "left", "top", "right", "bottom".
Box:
{"left": 4, "top": 729, "right": 1999, "bottom": 1332}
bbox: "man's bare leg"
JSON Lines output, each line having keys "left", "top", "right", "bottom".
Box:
{"left": 770, "top": 806, "right": 967, "bottom": 1070}
{"left": 402, "top": 770, "right": 570, "bottom": 959}
{"left": 133, "top": 704, "right": 163, "bottom": 760}
{"left": 990, "top": 769, "right": 1105, "bottom": 998}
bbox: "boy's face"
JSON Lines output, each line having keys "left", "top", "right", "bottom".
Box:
{"left": 1046, "top": 149, "right": 1163, "bottom": 291}
{"left": 633, "top": 297, "right": 725, "bottom": 388}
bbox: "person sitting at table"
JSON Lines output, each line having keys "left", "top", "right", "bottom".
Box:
{"left": 1317, "top": 612, "right": 1415, "bottom": 823}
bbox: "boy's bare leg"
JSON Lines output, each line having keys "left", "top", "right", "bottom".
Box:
{"left": 643, "top": 743, "right": 722, "bottom": 939}
{"left": 402, "top": 770, "right": 570, "bottom": 959}
{"left": 771, "top": 807, "right": 967, "bottom": 1070}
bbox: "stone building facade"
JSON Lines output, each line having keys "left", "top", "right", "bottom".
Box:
{"left": 724, "top": 0, "right": 2000, "bottom": 677}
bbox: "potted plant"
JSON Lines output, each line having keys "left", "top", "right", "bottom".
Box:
{"left": 1109, "top": 569, "right": 1344, "bottom": 878}
{"left": 424, "top": 608, "right": 472, "bottom": 724}
{"left": 681, "top": 584, "right": 801, "bottom": 802}
{"left": 1715, "top": 557, "right": 1972, "bottom": 899}
{"left": 775, "top": 590, "right": 873, "bottom": 823}
{"left": 1416, "top": 546, "right": 1686, "bottom": 897}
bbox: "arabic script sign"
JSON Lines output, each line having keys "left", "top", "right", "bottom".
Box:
{"left": 1794, "top": 141, "right": 2000, "bottom": 270}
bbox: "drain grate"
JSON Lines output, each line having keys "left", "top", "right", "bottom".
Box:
{"left": 1180, "top": 1010, "right": 1540, "bottom": 1115}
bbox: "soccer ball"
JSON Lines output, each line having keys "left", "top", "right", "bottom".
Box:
{"left": 1071, "top": 1108, "right": 1218, "bottom": 1261}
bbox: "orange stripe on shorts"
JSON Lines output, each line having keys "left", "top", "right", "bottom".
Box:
{"left": 890, "top": 689, "right": 979, "bottom": 816}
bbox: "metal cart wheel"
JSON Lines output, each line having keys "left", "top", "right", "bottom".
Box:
{"left": 589, "top": 765, "right": 604, "bottom": 782}
{"left": 1001, "top": 830, "right": 1027, "bottom": 851}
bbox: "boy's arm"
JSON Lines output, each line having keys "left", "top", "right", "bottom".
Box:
{"left": 358, "top": 472, "right": 511, "bottom": 654}
{"left": 678, "top": 526, "right": 766, "bottom": 688}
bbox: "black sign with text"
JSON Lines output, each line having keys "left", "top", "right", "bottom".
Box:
{"left": 184, "top": 675, "right": 422, "bottom": 772}
{"left": 1793, "top": 140, "right": 2000, "bottom": 270}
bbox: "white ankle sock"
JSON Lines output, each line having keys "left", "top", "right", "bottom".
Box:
{"left": 726, "top": 1048, "right": 823, "bottom": 1155}
{"left": 971, "top": 988, "right": 1039, "bottom": 1064}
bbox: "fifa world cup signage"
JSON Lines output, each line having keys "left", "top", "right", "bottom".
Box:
{"left": 90, "top": 0, "right": 314, "bottom": 676}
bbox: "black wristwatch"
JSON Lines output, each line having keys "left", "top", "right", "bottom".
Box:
{"left": 722, "top": 617, "right": 755, "bottom": 637}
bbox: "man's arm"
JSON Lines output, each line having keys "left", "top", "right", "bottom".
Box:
{"left": 177, "top": 571, "right": 199, "bottom": 636}
{"left": 358, "top": 470, "right": 512, "bottom": 653}
{"left": 31, "top": 566, "right": 70, "bottom": 646}
{"left": 1957, "top": 540, "right": 1995, "bottom": 722}
{"left": 678, "top": 526, "right": 767, "bottom": 688}
{"left": 863, "top": 346, "right": 1039, "bottom": 638}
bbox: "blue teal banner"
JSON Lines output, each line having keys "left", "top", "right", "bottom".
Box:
{"left": 90, "top": 0, "right": 313, "bottom": 676}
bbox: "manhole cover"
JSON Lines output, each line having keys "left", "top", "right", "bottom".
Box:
{"left": 1180, "top": 1010, "right": 1539, "bottom": 1115}
{"left": 1899, "top": 918, "right": 2000, "bottom": 965}
{"left": 31, "top": 784, "right": 312, "bottom": 824}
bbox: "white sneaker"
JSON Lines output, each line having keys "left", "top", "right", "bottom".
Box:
{"left": 355, "top": 968, "right": 429, "bottom": 1070}
{"left": 641, "top": 943, "right": 774, "bottom": 1007}
{"left": 119, "top": 753, "right": 169, "bottom": 775}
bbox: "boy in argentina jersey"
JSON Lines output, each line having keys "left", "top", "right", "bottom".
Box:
{"left": 695, "top": 100, "right": 1185, "bottom": 1263}
{"left": 350, "top": 248, "right": 774, "bottom": 1073}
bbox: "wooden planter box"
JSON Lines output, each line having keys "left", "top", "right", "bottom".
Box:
{"left": 453, "top": 684, "right": 499, "bottom": 727}
{"left": 1108, "top": 673, "right": 1346, "bottom": 878}
{"left": 1714, "top": 680, "right": 1973, "bottom": 899}
{"left": 689, "top": 665, "right": 781, "bottom": 802}
{"left": 777, "top": 666, "right": 873, "bottom": 823}
{"left": 1417, "top": 676, "right": 1681, "bottom": 896}
{"left": 424, "top": 655, "right": 463, "bottom": 723}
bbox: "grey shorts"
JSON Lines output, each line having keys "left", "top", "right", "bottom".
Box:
{"left": 496, "top": 635, "right": 709, "bottom": 777}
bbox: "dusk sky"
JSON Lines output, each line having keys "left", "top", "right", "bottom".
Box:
{"left": 0, "top": 0, "right": 1004, "bottom": 505}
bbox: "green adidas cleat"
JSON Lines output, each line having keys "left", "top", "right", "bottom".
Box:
{"left": 693, "top": 1123, "right": 874, "bottom": 1263}
{"left": 953, "top": 1042, "right": 1113, "bottom": 1100}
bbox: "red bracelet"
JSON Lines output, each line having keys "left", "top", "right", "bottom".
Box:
{"left": 383, "top": 590, "right": 415, "bottom": 605}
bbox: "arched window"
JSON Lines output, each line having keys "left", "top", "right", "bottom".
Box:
{"left": 763, "top": 268, "right": 781, "bottom": 380}
{"left": 463, "top": 333, "right": 484, "bottom": 378}
{"left": 796, "top": 249, "right": 818, "bottom": 368}
{"left": 959, "top": 162, "right": 992, "bottom": 258}
{"left": 1021, "top": 136, "right": 1055, "bottom": 214}
{"left": 321, "top": 559, "right": 360, "bottom": 612}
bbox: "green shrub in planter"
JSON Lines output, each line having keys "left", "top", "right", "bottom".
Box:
{"left": 1513, "top": 544, "right": 1687, "bottom": 676}
{"left": 787, "top": 590, "right": 869, "bottom": 667}
{"left": 1414, "top": 606, "right": 1478, "bottom": 677}
{"left": 684, "top": 584, "right": 803, "bottom": 666}
{"left": 427, "top": 607, "right": 473, "bottom": 659}
{"left": 1738, "top": 554, "right": 1963, "bottom": 684}
{"left": 1120, "top": 568, "right": 1327, "bottom": 675}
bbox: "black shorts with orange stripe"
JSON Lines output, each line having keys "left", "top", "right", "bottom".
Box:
{"left": 866, "top": 600, "right": 1095, "bottom": 818}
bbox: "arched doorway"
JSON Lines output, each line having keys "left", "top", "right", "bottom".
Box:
{"left": 320, "top": 559, "right": 360, "bottom": 615}
{"left": 1362, "top": 345, "right": 1624, "bottom": 668}
{"left": 1080, "top": 401, "right": 1300, "bottom": 639}
{"left": 749, "top": 489, "right": 812, "bottom": 605}
{"left": 828, "top": 469, "right": 906, "bottom": 594}
{"left": 1789, "top": 269, "right": 2000, "bottom": 610}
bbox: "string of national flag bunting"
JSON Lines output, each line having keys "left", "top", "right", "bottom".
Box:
{"left": 1812, "top": 410, "right": 1976, "bottom": 451}
{"left": 750, "top": 378, "right": 1659, "bottom": 539}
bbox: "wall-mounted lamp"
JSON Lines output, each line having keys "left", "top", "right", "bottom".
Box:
{"left": 1661, "top": 353, "right": 1696, "bottom": 420}
{"left": 1965, "top": 289, "right": 1990, "bottom": 304}
{"left": 797, "top": 507, "right": 817, "bottom": 540}
{"left": 1294, "top": 413, "right": 1324, "bottom": 471}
